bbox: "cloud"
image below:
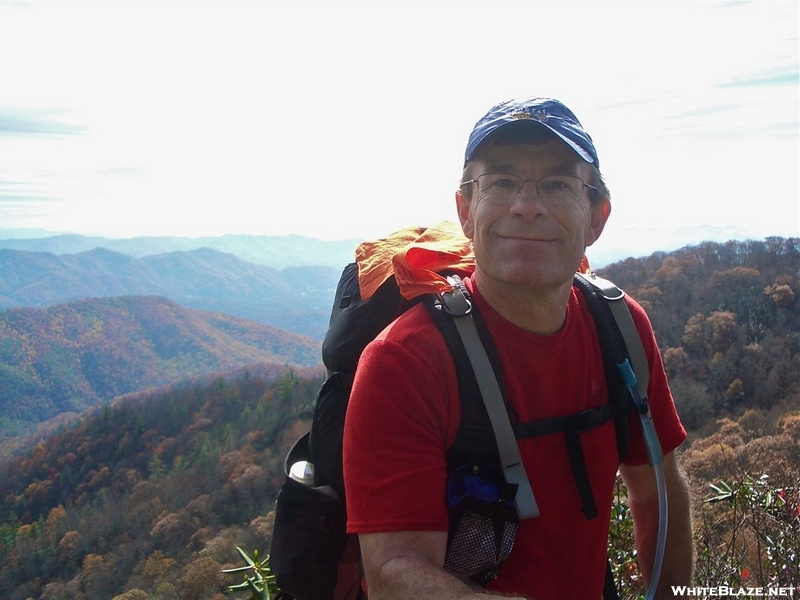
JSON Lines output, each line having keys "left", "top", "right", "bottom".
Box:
{"left": 0, "top": 181, "right": 61, "bottom": 205}
{"left": 0, "top": 109, "right": 87, "bottom": 137}
{"left": 717, "top": 66, "right": 800, "bottom": 89}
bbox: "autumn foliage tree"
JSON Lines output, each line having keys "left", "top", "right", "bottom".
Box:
{"left": 0, "top": 365, "right": 319, "bottom": 599}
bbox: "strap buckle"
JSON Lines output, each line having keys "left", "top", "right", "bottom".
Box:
{"left": 438, "top": 275, "right": 473, "bottom": 317}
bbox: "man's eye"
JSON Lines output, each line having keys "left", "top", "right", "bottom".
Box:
{"left": 541, "top": 177, "right": 577, "bottom": 194}
{"left": 542, "top": 179, "right": 568, "bottom": 191}
{"left": 492, "top": 177, "right": 519, "bottom": 190}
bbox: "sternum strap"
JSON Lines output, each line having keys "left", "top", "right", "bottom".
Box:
{"left": 513, "top": 403, "right": 627, "bottom": 520}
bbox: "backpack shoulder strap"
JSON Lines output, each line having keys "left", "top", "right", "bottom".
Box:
{"left": 574, "top": 274, "right": 668, "bottom": 600}
{"left": 572, "top": 273, "right": 632, "bottom": 464}
{"left": 574, "top": 272, "right": 649, "bottom": 399}
{"left": 425, "top": 273, "right": 650, "bottom": 521}
{"left": 425, "top": 275, "right": 539, "bottom": 520}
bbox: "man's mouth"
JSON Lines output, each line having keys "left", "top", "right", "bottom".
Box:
{"left": 497, "top": 233, "right": 556, "bottom": 243}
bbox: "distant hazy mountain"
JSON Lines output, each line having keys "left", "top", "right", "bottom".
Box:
{"left": 0, "top": 232, "right": 361, "bottom": 270}
{"left": 0, "top": 227, "right": 779, "bottom": 340}
{"left": 0, "top": 225, "right": 765, "bottom": 271}
{"left": 0, "top": 295, "right": 322, "bottom": 438}
{"left": 0, "top": 247, "right": 341, "bottom": 339}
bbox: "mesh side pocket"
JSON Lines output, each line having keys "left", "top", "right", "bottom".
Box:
{"left": 444, "top": 494, "right": 519, "bottom": 585}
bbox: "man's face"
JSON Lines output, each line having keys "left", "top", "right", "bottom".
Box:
{"left": 457, "top": 137, "right": 610, "bottom": 292}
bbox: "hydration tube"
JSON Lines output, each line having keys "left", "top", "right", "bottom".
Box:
{"left": 617, "top": 358, "right": 668, "bottom": 600}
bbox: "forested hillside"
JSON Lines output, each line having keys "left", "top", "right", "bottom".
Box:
{"left": 0, "top": 367, "right": 321, "bottom": 600}
{"left": 0, "top": 238, "right": 797, "bottom": 599}
{"left": 0, "top": 296, "right": 321, "bottom": 447}
{"left": 597, "top": 237, "right": 799, "bottom": 431}
{"left": 0, "top": 367, "right": 796, "bottom": 600}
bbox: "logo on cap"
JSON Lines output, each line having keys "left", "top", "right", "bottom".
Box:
{"left": 509, "top": 110, "right": 532, "bottom": 120}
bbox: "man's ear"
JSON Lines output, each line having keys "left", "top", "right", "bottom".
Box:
{"left": 455, "top": 190, "right": 474, "bottom": 239}
{"left": 585, "top": 197, "right": 612, "bottom": 247}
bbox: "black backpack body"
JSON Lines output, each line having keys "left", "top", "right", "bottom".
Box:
{"left": 270, "top": 263, "right": 416, "bottom": 600}
{"left": 269, "top": 262, "right": 642, "bottom": 600}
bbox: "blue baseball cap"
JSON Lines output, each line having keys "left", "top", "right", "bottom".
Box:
{"left": 464, "top": 97, "right": 599, "bottom": 168}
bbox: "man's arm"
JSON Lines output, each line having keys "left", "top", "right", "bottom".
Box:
{"left": 620, "top": 451, "right": 694, "bottom": 598}
{"left": 359, "top": 530, "right": 527, "bottom": 600}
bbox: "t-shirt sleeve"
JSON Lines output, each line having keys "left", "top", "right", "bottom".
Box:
{"left": 622, "top": 297, "right": 688, "bottom": 465}
{"left": 342, "top": 317, "right": 458, "bottom": 534}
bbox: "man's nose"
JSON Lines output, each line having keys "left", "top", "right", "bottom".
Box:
{"left": 519, "top": 180, "right": 541, "bottom": 198}
{"left": 510, "top": 181, "right": 548, "bottom": 216}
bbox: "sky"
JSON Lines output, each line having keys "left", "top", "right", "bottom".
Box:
{"left": 0, "top": 0, "right": 798, "bottom": 264}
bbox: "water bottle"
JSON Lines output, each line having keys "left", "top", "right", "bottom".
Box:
{"left": 289, "top": 460, "right": 315, "bottom": 486}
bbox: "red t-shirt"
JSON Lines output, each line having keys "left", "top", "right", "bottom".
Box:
{"left": 343, "top": 277, "right": 686, "bottom": 599}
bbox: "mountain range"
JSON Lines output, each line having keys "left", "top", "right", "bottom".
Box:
{"left": 0, "top": 227, "right": 770, "bottom": 341}
{"left": 0, "top": 295, "right": 322, "bottom": 445}
{"left": 0, "top": 232, "right": 361, "bottom": 270}
{"left": 2, "top": 233, "right": 797, "bottom": 457}
{"left": 0, "top": 235, "right": 798, "bottom": 600}
{"left": 0, "top": 246, "right": 341, "bottom": 339}
{"left": 0, "top": 224, "right": 761, "bottom": 271}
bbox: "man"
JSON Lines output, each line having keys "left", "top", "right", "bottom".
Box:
{"left": 342, "top": 97, "right": 693, "bottom": 599}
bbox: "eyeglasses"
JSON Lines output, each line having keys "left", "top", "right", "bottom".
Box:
{"left": 461, "top": 173, "right": 597, "bottom": 206}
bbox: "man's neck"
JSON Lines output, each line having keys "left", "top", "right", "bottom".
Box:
{"left": 473, "top": 271, "right": 573, "bottom": 335}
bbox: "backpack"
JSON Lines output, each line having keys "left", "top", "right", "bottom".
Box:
{"left": 268, "top": 261, "right": 649, "bottom": 600}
